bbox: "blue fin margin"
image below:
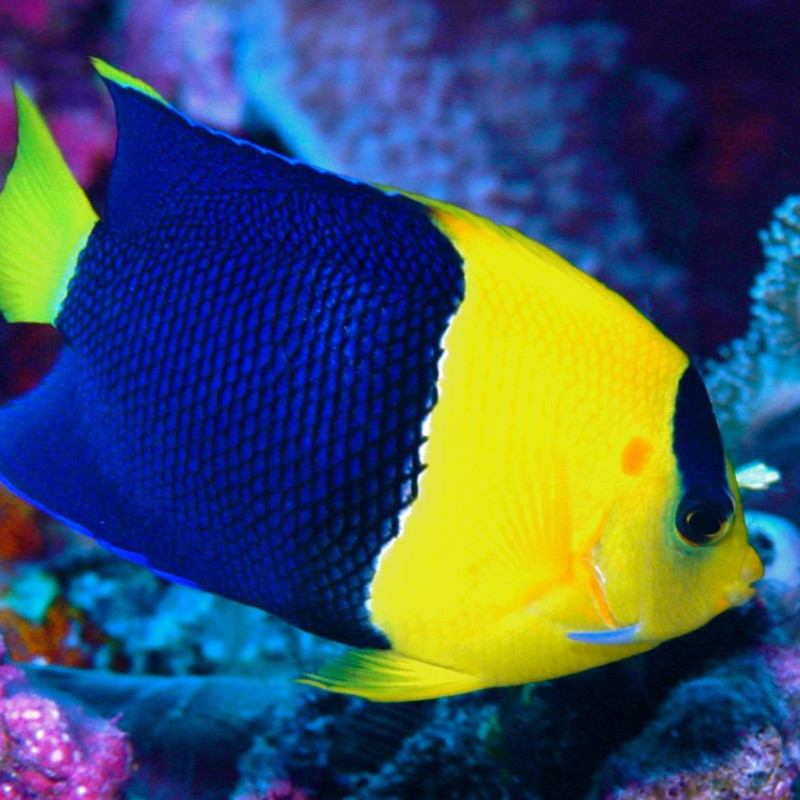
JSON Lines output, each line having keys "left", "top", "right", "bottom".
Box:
{"left": 567, "top": 623, "right": 642, "bottom": 645}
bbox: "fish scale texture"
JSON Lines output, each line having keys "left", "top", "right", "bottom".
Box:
{"left": 55, "top": 149, "right": 464, "bottom": 646}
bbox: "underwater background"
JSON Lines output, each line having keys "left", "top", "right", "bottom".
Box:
{"left": 0, "top": 0, "right": 800, "bottom": 797}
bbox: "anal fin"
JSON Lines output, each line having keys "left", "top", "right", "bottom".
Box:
{"left": 299, "top": 649, "right": 485, "bottom": 702}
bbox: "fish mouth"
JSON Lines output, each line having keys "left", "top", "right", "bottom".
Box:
{"left": 723, "top": 546, "right": 764, "bottom": 608}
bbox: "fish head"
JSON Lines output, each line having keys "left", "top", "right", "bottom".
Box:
{"left": 630, "top": 363, "right": 764, "bottom": 644}
{"left": 591, "top": 456, "right": 763, "bottom": 648}
{"left": 643, "top": 458, "right": 762, "bottom": 640}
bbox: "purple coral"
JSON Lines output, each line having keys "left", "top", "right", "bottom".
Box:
{"left": 115, "top": 0, "right": 245, "bottom": 130}
{"left": 235, "top": 0, "right": 691, "bottom": 340}
{"left": 0, "top": 662, "right": 132, "bottom": 799}
{"left": 603, "top": 726, "right": 796, "bottom": 799}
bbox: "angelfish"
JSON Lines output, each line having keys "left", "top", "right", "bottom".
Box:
{"left": 0, "top": 62, "right": 763, "bottom": 701}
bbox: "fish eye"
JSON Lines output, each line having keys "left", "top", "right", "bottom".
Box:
{"left": 676, "top": 484, "right": 734, "bottom": 546}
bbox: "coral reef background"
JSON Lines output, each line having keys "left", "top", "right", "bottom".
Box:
{"left": 1, "top": 0, "right": 800, "bottom": 798}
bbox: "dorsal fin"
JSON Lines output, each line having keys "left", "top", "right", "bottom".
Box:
{"left": 91, "top": 59, "right": 325, "bottom": 235}
{"left": 91, "top": 60, "right": 426, "bottom": 244}
{"left": 90, "top": 58, "right": 168, "bottom": 105}
{"left": 92, "top": 59, "right": 213, "bottom": 233}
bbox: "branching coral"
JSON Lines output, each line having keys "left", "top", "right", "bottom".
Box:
{"left": 706, "top": 195, "right": 800, "bottom": 466}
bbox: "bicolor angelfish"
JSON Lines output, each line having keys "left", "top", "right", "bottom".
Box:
{"left": 0, "top": 62, "right": 763, "bottom": 701}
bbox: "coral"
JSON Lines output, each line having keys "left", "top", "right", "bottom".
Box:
{"left": 115, "top": 0, "right": 245, "bottom": 130}
{"left": 765, "top": 645, "right": 800, "bottom": 730}
{"left": 234, "top": 690, "right": 508, "bottom": 800}
{"left": 705, "top": 194, "right": 800, "bottom": 466}
{"left": 746, "top": 511, "right": 800, "bottom": 589}
{"left": 0, "top": 651, "right": 132, "bottom": 799}
{"left": 0, "top": 0, "right": 114, "bottom": 190}
{"left": 0, "top": 598, "right": 99, "bottom": 669}
{"left": 0, "top": 488, "right": 44, "bottom": 562}
{"left": 63, "top": 559, "right": 343, "bottom": 676}
{"left": 234, "top": 779, "right": 315, "bottom": 800}
{"left": 592, "top": 584, "right": 800, "bottom": 800}
{"left": 595, "top": 656, "right": 783, "bottom": 789}
{"left": 600, "top": 726, "right": 795, "bottom": 800}
{"left": 235, "top": 0, "right": 691, "bottom": 341}
{"left": 23, "top": 664, "right": 302, "bottom": 800}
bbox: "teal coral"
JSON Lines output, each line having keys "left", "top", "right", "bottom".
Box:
{"left": 753, "top": 197, "right": 800, "bottom": 354}
{"left": 706, "top": 194, "right": 800, "bottom": 460}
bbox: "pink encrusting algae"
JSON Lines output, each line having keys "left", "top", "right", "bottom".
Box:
{"left": 0, "top": 654, "right": 132, "bottom": 799}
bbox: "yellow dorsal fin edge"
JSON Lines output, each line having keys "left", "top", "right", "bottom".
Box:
{"left": 89, "top": 58, "right": 167, "bottom": 105}
{"left": 0, "top": 85, "right": 98, "bottom": 324}
{"left": 298, "top": 648, "right": 485, "bottom": 702}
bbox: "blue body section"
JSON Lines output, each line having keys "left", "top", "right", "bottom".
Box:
{"left": 0, "top": 82, "right": 465, "bottom": 647}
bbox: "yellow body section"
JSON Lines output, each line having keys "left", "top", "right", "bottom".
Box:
{"left": 305, "top": 199, "right": 761, "bottom": 701}
{"left": 369, "top": 205, "right": 684, "bottom": 684}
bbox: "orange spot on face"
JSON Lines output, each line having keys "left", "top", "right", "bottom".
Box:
{"left": 621, "top": 436, "right": 653, "bottom": 477}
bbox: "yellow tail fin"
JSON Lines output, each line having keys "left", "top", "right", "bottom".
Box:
{"left": 0, "top": 85, "right": 98, "bottom": 324}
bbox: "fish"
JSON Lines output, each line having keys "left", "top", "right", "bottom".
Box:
{"left": 0, "top": 61, "right": 763, "bottom": 702}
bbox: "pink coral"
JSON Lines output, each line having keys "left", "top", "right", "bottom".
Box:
{"left": 0, "top": 1, "right": 49, "bottom": 35}
{"left": 0, "top": 662, "right": 132, "bottom": 799}
{"left": 0, "top": 0, "right": 115, "bottom": 192}
{"left": 235, "top": 780, "right": 314, "bottom": 800}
